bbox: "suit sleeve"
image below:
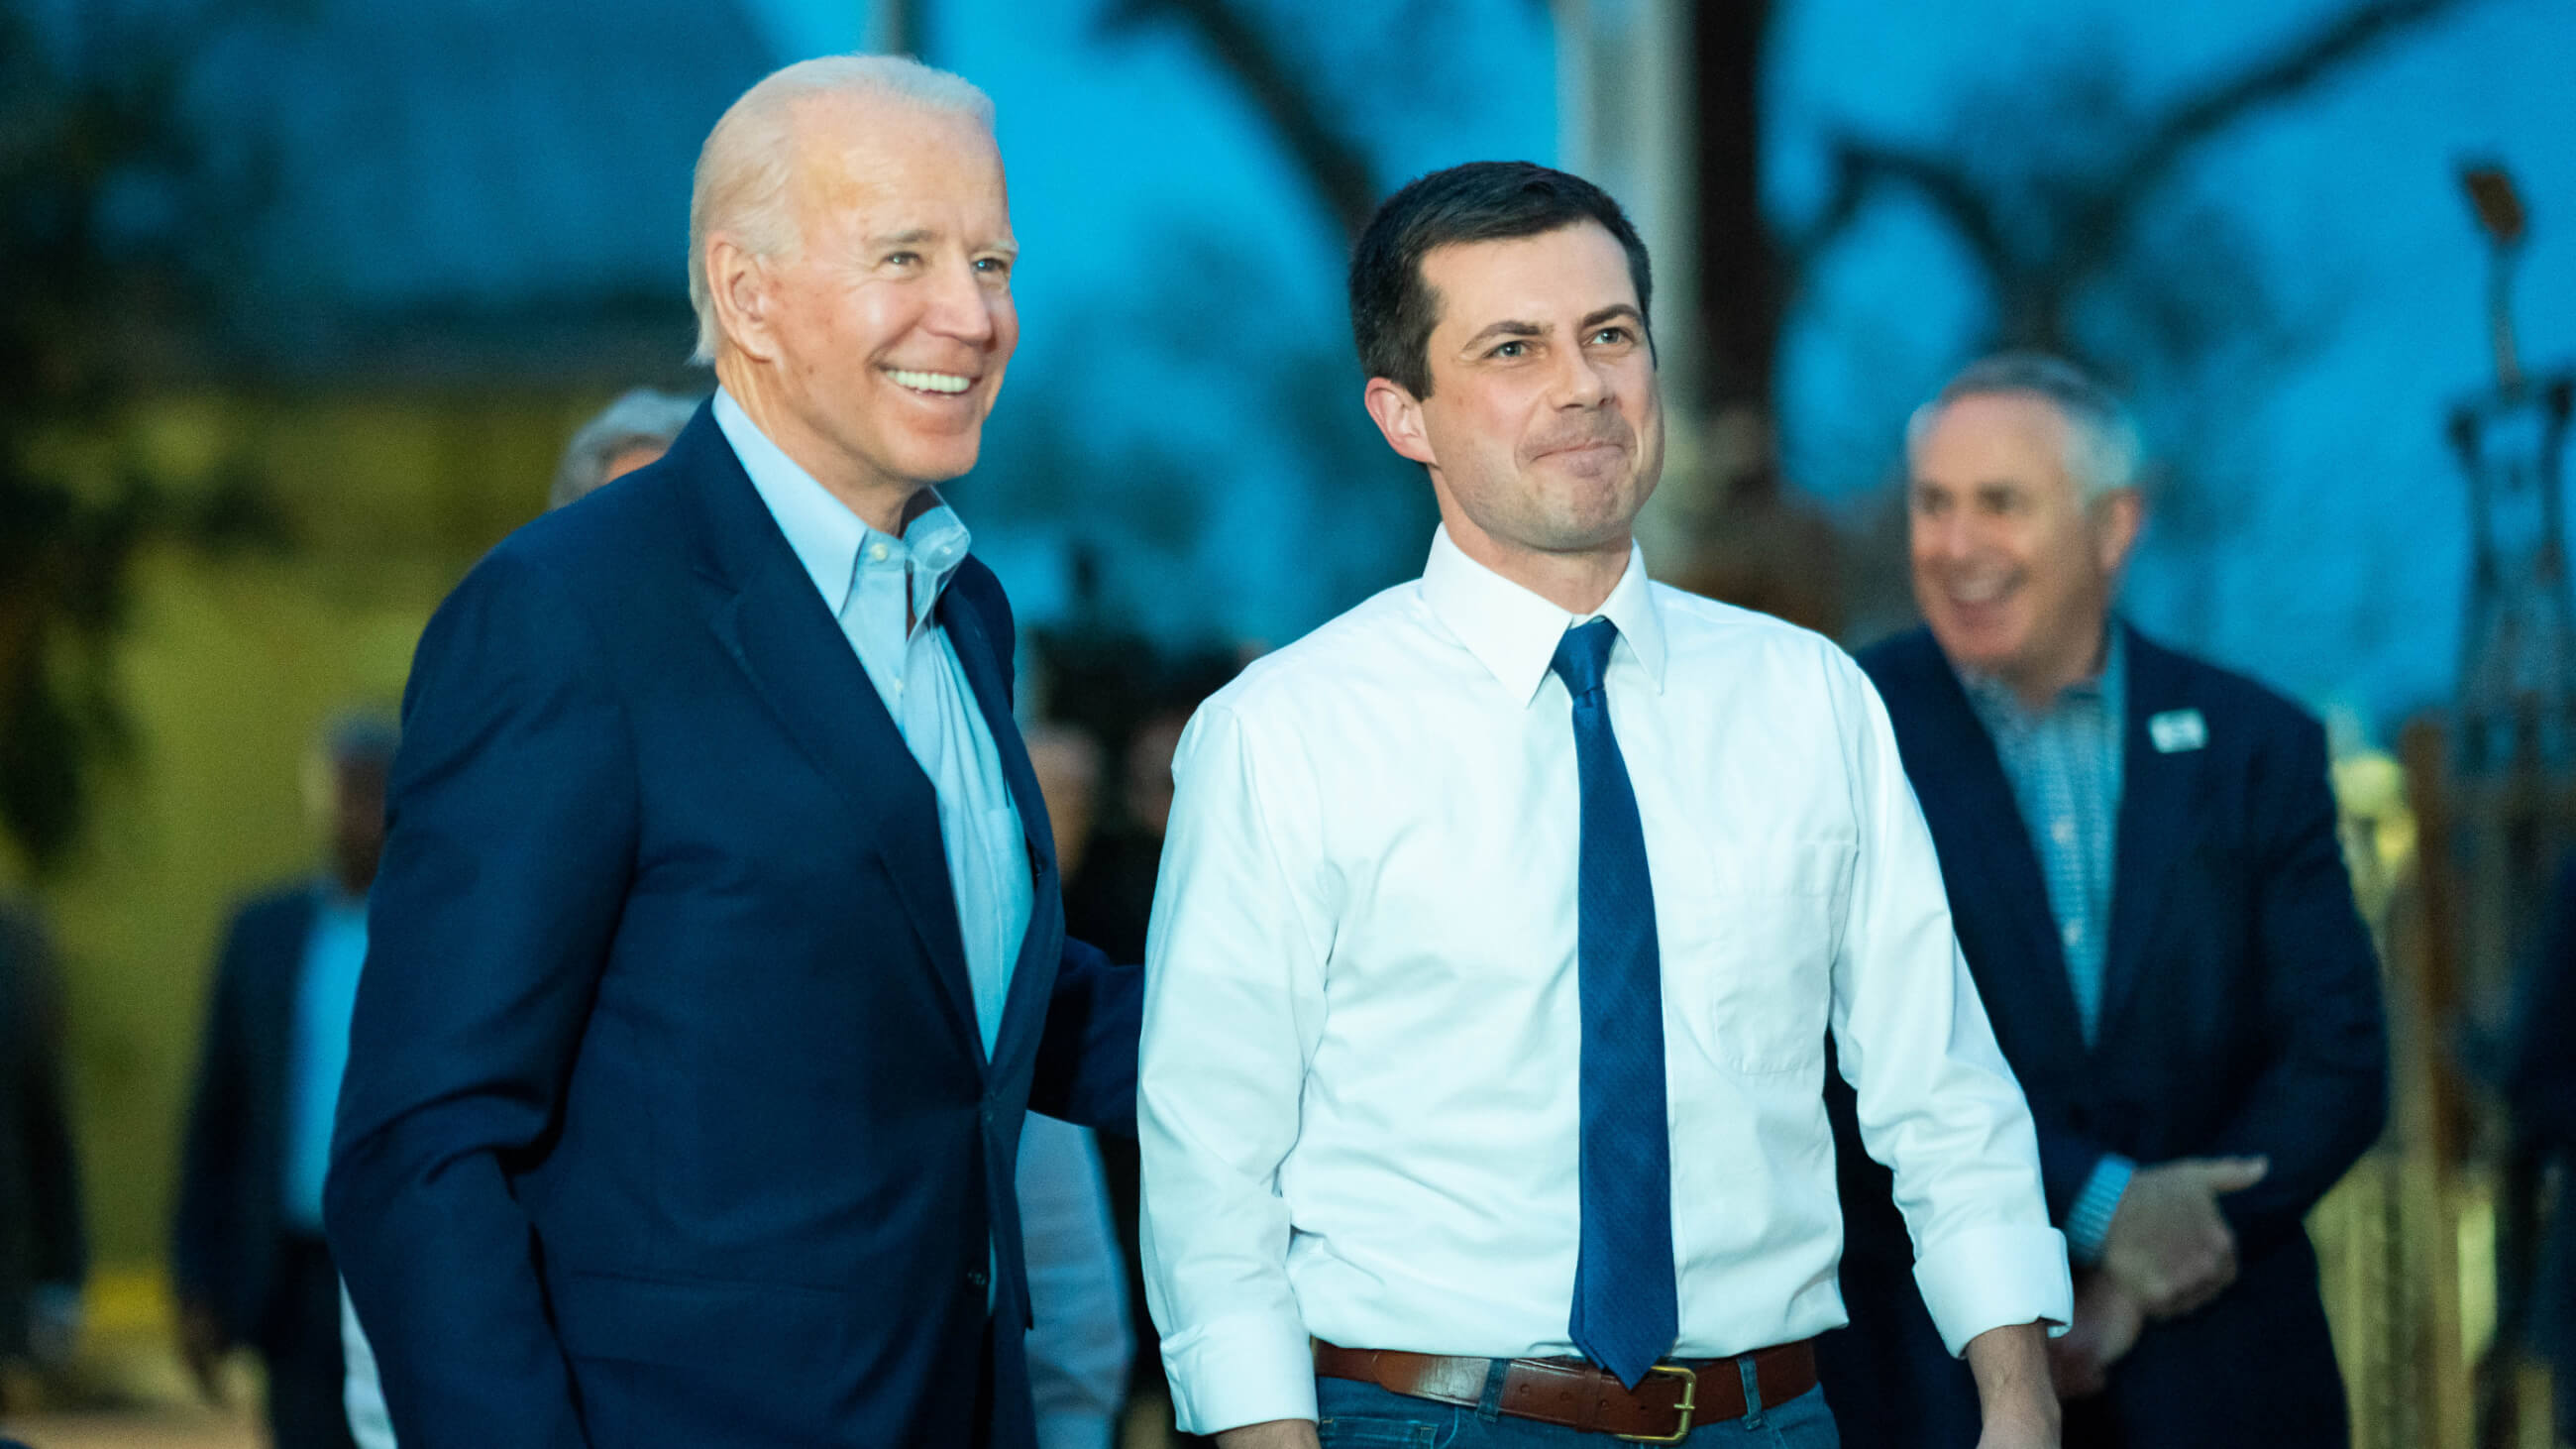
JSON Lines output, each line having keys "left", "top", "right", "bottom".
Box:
{"left": 970, "top": 561, "right": 1141, "bottom": 1135}
{"left": 325, "top": 549, "right": 637, "bottom": 1449}
{"left": 2029, "top": 1122, "right": 2119, "bottom": 1229}
{"left": 172, "top": 912, "right": 252, "bottom": 1325}
{"left": 2206, "top": 711, "right": 2388, "bottom": 1255}
{"left": 1028, "top": 935, "right": 1140, "bottom": 1134}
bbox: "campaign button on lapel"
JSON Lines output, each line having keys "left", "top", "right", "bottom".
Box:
{"left": 2149, "top": 708, "right": 2207, "bottom": 753}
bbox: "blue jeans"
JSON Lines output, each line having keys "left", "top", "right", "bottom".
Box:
{"left": 1314, "top": 1374, "right": 1841, "bottom": 1448}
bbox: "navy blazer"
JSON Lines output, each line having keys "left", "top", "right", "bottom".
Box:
{"left": 326, "top": 405, "right": 1140, "bottom": 1449}
{"left": 174, "top": 886, "right": 320, "bottom": 1347}
{"left": 1819, "top": 625, "right": 2386, "bottom": 1449}
{"left": 0, "top": 903, "right": 83, "bottom": 1360}
{"left": 2510, "top": 859, "right": 2576, "bottom": 1406}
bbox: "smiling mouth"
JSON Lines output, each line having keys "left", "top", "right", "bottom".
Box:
{"left": 885, "top": 368, "right": 974, "bottom": 395}
{"left": 1939, "top": 573, "right": 2015, "bottom": 609}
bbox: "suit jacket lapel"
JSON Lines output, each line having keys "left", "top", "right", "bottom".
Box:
{"left": 1911, "top": 642, "right": 2091, "bottom": 1059}
{"left": 2099, "top": 625, "right": 2202, "bottom": 1043}
{"left": 680, "top": 409, "right": 981, "bottom": 1059}
{"left": 938, "top": 579, "right": 1063, "bottom": 1073}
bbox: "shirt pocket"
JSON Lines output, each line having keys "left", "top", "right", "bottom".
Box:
{"left": 1677, "top": 837, "right": 1854, "bottom": 1074}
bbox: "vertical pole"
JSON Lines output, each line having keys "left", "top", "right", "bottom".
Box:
{"left": 1552, "top": 0, "right": 1698, "bottom": 566}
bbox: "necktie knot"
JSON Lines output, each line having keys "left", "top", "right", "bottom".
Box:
{"left": 1551, "top": 617, "right": 1620, "bottom": 701}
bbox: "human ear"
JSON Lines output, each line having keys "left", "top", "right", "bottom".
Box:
{"left": 705, "top": 235, "right": 778, "bottom": 363}
{"left": 1363, "top": 377, "right": 1436, "bottom": 468}
{"left": 2093, "top": 488, "right": 2145, "bottom": 575}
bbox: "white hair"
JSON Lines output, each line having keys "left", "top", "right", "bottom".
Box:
{"left": 1906, "top": 351, "right": 2144, "bottom": 500}
{"left": 687, "top": 55, "right": 997, "bottom": 364}
{"left": 550, "top": 388, "right": 703, "bottom": 509}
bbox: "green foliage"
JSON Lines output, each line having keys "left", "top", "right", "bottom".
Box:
{"left": 0, "top": 0, "right": 285, "bottom": 872}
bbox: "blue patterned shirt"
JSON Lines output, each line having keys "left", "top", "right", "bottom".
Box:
{"left": 1962, "top": 626, "right": 2133, "bottom": 1260}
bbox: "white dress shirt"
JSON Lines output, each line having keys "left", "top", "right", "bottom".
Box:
{"left": 1138, "top": 527, "right": 2070, "bottom": 1434}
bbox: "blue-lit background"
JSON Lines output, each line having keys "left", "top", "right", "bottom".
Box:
{"left": 0, "top": 0, "right": 2570, "bottom": 1434}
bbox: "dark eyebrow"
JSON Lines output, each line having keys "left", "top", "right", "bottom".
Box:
{"left": 1459, "top": 319, "right": 1546, "bottom": 351}
{"left": 1580, "top": 304, "right": 1645, "bottom": 333}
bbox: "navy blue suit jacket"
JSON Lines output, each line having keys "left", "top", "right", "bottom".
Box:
{"left": 175, "top": 886, "right": 322, "bottom": 1347}
{"left": 1819, "top": 625, "right": 2385, "bottom": 1448}
{"left": 2511, "top": 859, "right": 2576, "bottom": 1411}
{"left": 325, "top": 406, "right": 1140, "bottom": 1449}
{"left": 0, "top": 903, "right": 83, "bottom": 1361}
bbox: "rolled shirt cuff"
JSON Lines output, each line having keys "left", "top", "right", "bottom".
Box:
{"left": 1161, "top": 1308, "right": 1318, "bottom": 1436}
{"left": 1912, "top": 1221, "right": 2076, "bottom": 1357}
{"left": 2064, "top": 1154, "right": 2136, "bottom": 1266}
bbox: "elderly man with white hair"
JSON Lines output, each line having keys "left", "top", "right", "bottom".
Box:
{"left": 325, "top": 55, "right": 1140, "bottom": 1449}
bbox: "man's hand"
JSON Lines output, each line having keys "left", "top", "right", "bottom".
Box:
{"left": 1962, "top": 1321, "right": 2060, "bottom": 1449}
{"left": 1216, "top": 1419, "right": 1321, "bottom": 1449}
{"left": 175, "top": 1298, "right": 231, "bottom": 1405}
{"left": 2048, "top": 1271, "right": 2145, "bottom": 1400}
{"left": 2098, "top": 1156, "right": 2266, "bottom": 1318}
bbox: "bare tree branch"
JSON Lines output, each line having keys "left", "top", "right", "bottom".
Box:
{"left": 1790, "top": 0, "right": 2480, "bottom": 314}
{"left": 1791, "top": 137, "right": 2020, "bottom": 287}
{"left": 2113, "top": 0, "right": 2467, "bottom": 204}
{"left": 1099, "top": 0, "right": 1379, "bottom": 239}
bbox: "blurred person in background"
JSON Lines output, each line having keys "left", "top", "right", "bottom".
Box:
{"left": 1820, "top": 353, "right": 2387, "bottom": 1448}
{"left": 1019, "top": 721, "right": 1135, "bottom": 1449}
{"left": 0, "top": 899, "right": 84, "bottom": 1410}
{"left": 546, "top": 388, "right": 702, "bottom": 510}
{"left": 1140, "top": 161, "right": 2068, "bottom": 1449}
{"left": 325, "top": 54, "right": 1137, "bottom": 1449}
{"left": 2511, "top": 859, "right": 2576, "bottom": 1448}
{"left": 173, "top": 716, "right": 396, "bottom": 1449}
{"left": 1064, "top": 652, "right": 1243, "bottom": 967}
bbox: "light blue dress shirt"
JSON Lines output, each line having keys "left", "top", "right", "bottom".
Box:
{"left": 284, "top": 882, "right": 371, "bottom": 1230}
{"left": 1962, "top": 626, "right": 2133, "bottom": 1261}
{"left": 713, "top": 390, "right": 1030, "bottom": 1058}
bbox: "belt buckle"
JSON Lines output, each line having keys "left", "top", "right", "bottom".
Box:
{"left": 1613, "top": 1363, "right": 1696, "bottom": 1444}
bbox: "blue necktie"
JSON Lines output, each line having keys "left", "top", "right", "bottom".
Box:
{"left": 1551, "top": 617, "right": 1678, "bottom": 1389}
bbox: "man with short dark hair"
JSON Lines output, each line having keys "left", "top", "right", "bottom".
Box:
{"left": 1139, "top": 162, "right": 2071, "bottom": 1449}
{"left": 1819, "top": 353, "right": 2386, "bottom": 1448}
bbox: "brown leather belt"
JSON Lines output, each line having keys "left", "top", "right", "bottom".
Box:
{"left": 1313, "top": 1338, "right": 1817, "bottom": 1443}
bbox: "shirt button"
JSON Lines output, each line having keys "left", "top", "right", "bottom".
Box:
{"left": 966, "top": 1267, "right": 989, "bottom": 1288}
{"left": 2051, "top": 817, "right": 2077, "bottom": 846}
{"left": 870, "top": 542, "right": 891, "bottom": 562}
